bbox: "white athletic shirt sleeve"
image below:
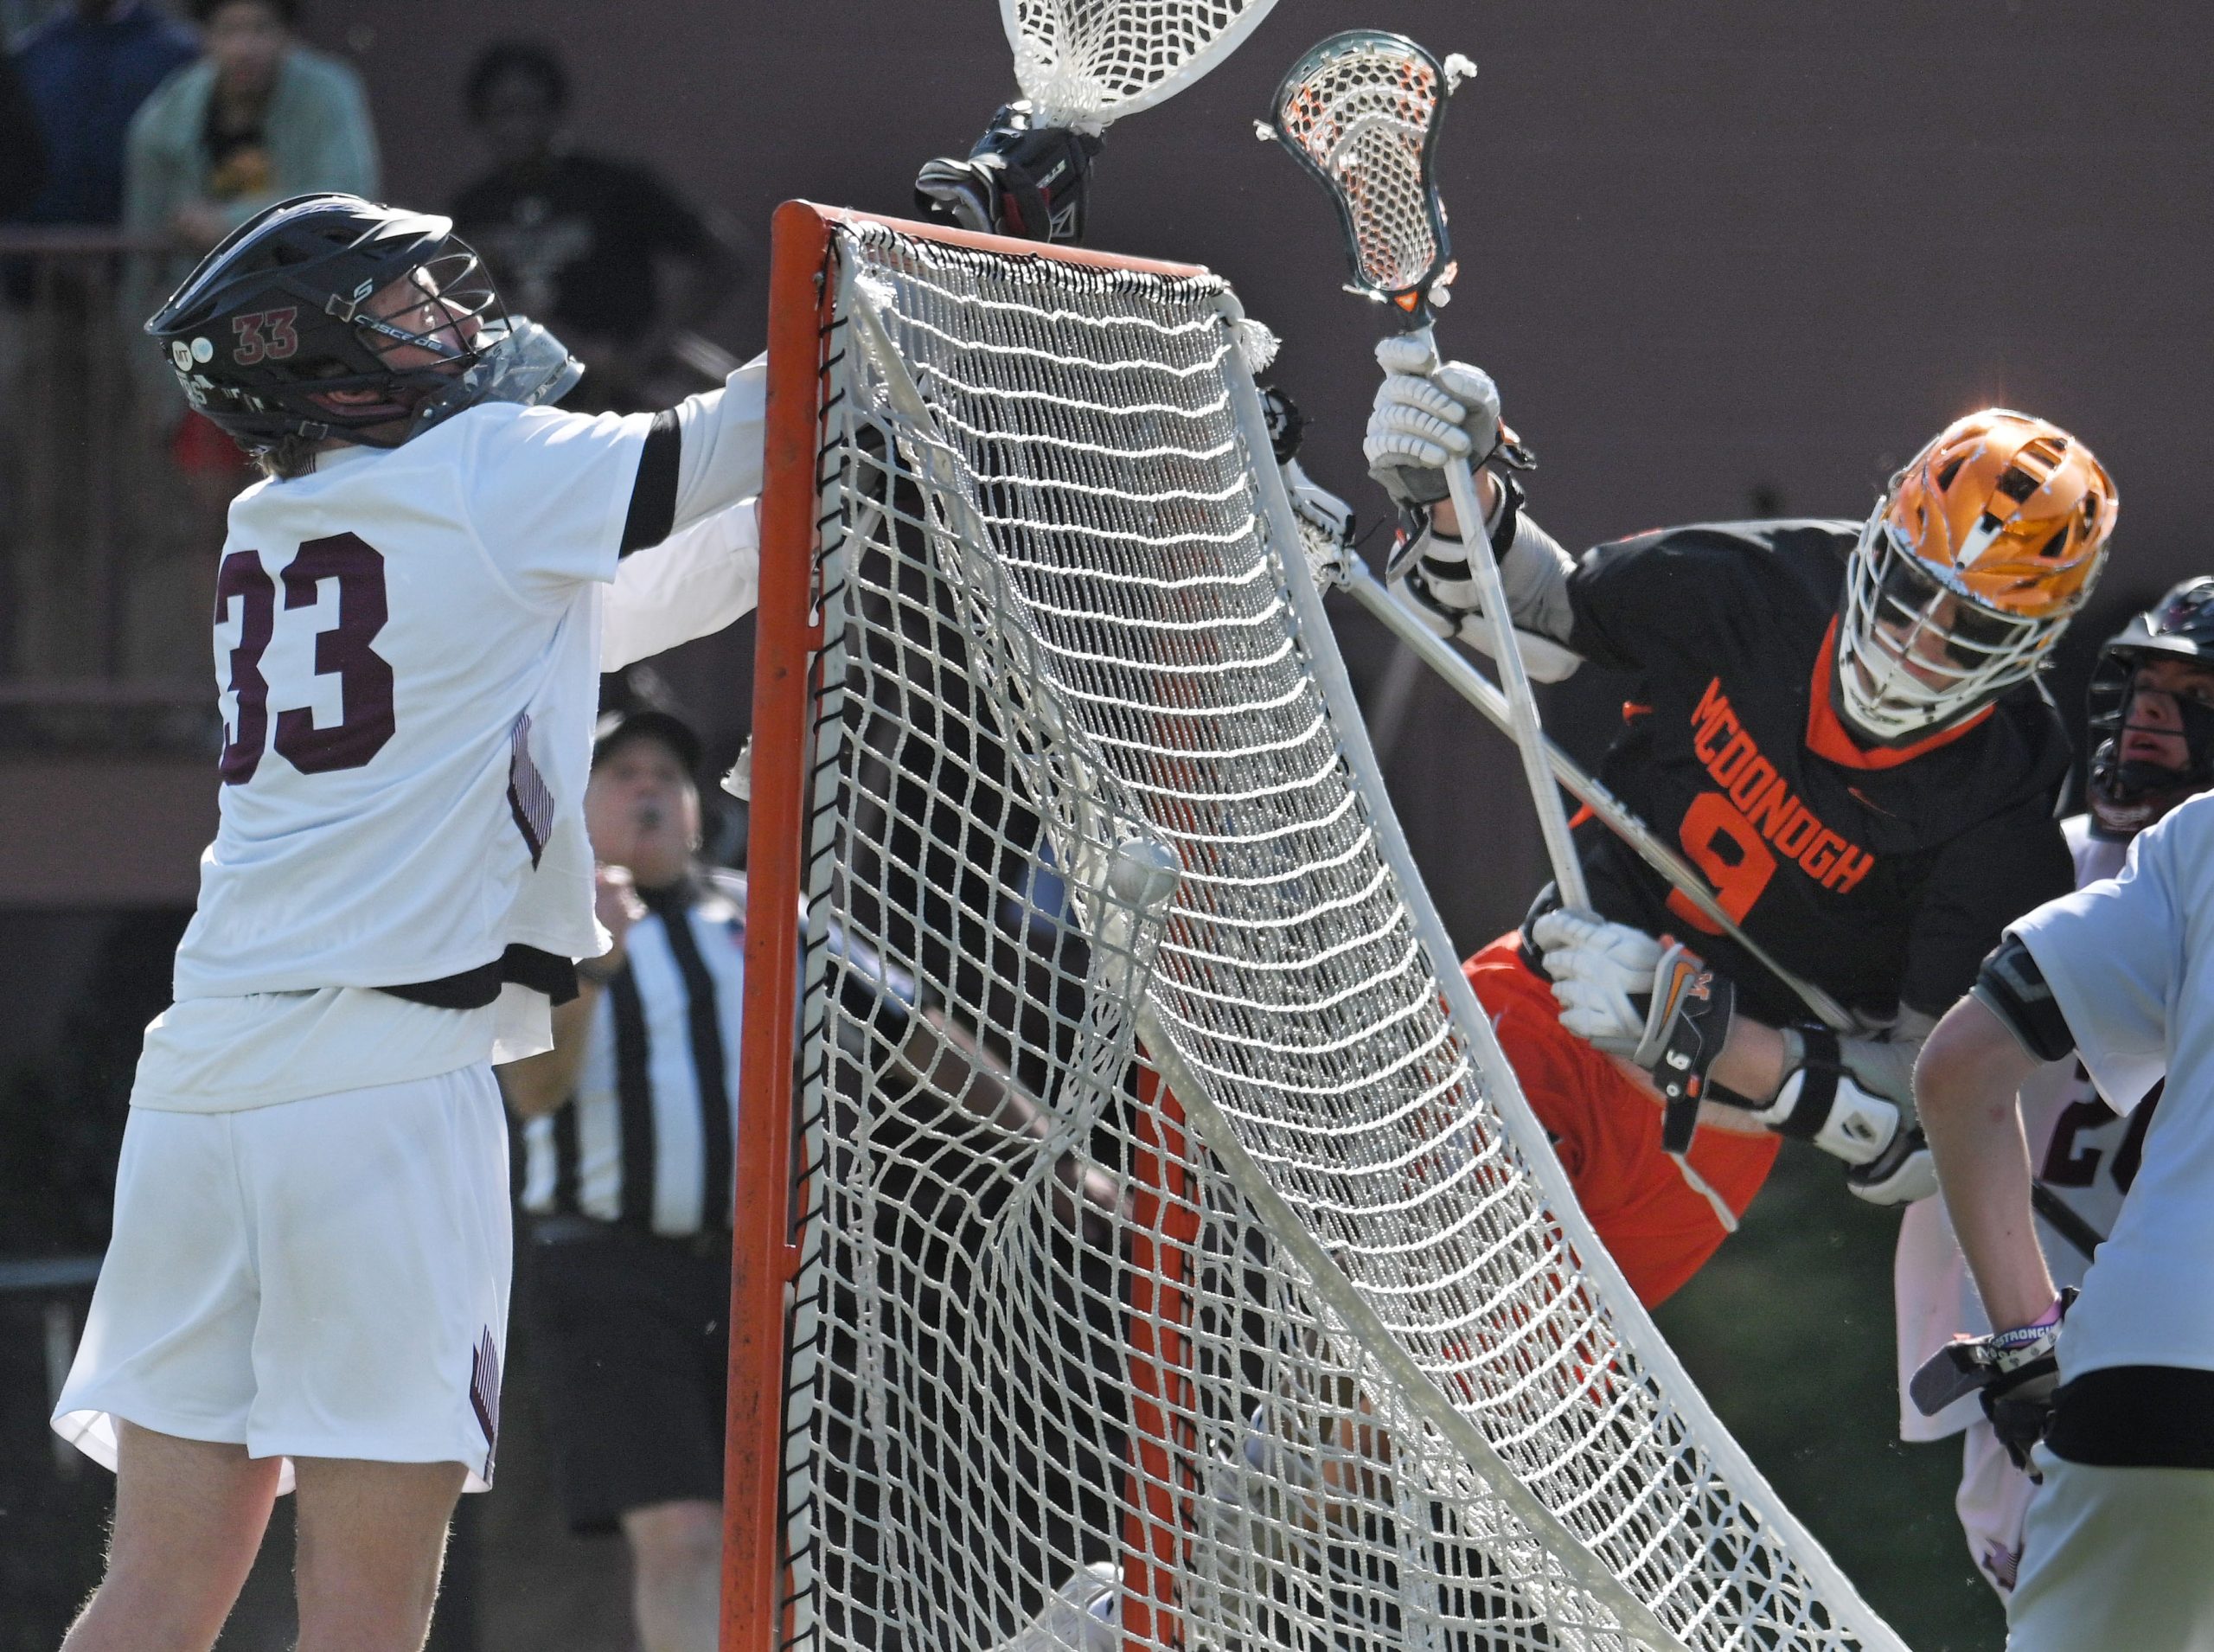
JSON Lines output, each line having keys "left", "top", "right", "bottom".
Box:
{"left": 670, "top": 355, "right": 768, "bottom": 535}
{"left": 2008, "top": 792, "right": 2214, "bottom": 1379}
{"left": 601, "top": 499, "right": 762, "bottom": 672}
{"left": 458, "top": 403, "right": 656, "bottom": 601}
{"left": 2015, "top": 822, "right": 2179, "bottom": 1116}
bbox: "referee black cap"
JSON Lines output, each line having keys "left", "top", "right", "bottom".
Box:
{"left": 592, "top": 706, "right": 703, "bottom": 774}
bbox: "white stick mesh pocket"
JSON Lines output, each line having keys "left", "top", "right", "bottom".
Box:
{"left": 1004, "top": 0, "right": 1280, "bottom": 130}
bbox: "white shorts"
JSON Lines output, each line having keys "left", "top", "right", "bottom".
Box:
{"left": 52, "top": 1066, "right": 511, "bottom": 1492}
{"left": 1957, "top": 1418, "right": 2039, "bottom": 1597}
{"left": 2009, "top": 1450, "right": 2214, "bottom": 1652}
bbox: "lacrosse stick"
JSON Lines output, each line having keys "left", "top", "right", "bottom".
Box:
{"left": 1005, "top": 0, "right": 1281, "bottom": 131}
{"left": 1264, "top": 30, "right": 1585, "bottom": 909}
{"left": 921, "top": 1, "right": 1283, "bottom": 242}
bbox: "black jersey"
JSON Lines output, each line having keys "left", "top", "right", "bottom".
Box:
{"left": 1560, "top": 519, "right": 2074, "bottom": 1027}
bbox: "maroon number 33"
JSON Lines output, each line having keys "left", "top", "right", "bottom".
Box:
{"left": 214, "top": 533, "right": 397, "bottom": 784}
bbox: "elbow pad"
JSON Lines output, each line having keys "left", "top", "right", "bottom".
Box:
{"left": 1971, "top": 934, "right": 2076, "bottom": 1064}
{"left": 1389, "top": 477, "right": 1584, "bottom": 682}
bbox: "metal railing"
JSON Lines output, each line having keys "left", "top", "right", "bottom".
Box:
{"left": 0, "top": 227, "right": 211, "bottom": 721}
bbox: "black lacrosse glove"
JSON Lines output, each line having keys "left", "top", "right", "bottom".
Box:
{"left": 1910, "top": 1288, "right": 2076, "bottom": 1480}
{"left": 915, "top": 101, "right": 1104, "bottom": 245}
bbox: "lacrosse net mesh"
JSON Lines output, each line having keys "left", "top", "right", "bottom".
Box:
{"left": 1270, "top": 33, "right": 1457, "bottom": 303}
{"left": 760, "top": 214, "right": 1904, "bottom": 1652}
{"left": 1004, "top": 0, "right": 1279, "bottom": 128}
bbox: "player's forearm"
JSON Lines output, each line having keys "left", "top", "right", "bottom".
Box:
{"left": 900, "top": 1008, "right": 1125, "bottom": 1233}
{"left": 1708, "top": 1015, "right": 1788, "bottom": 1112}
{"left": 601, "top": 498, "right": 761, "bottom": 670}
{"left": 1916, "top": 996, "right": 2056, "bottom": 1329}
{"left": 1402, "top": 481, "right": 1579, "bottom": 650}
{"left": 495, "top": 987, "right": 600, "bottom": 1118}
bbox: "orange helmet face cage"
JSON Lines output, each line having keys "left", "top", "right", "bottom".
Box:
{"left": 1879, "top": 409, "right": 2117, "bottom": 621}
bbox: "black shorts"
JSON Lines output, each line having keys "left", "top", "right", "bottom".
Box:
{"left": 522, "top": 1216, "right": 732, "bottom": 1534}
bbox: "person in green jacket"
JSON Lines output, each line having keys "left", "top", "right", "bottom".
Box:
{"left": 123, "top": 0, "right": 379, "bottom": 374}
{"left": 121, "top": 0, "right": 379, "bottom": 635}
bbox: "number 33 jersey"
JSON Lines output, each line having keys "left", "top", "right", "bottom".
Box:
{"left": 1561, "top": 519, "right": 2076, "bottom": 1027}
{"left": 173, "top": 401, "right": 655, "bottom": 1006}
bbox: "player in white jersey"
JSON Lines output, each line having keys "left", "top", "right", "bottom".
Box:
{"left": 1895, "top": 577, "right": 2214, "bottom": 1598}
{"left": 49, "top": 193, "right": 767, "bottom": 1652}
{"left": 1913, "top": 588, "right": 2214, "bottom": 1649}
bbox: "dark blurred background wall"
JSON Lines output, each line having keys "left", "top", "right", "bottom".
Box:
{"left": 4, "top": 3, "right": 2209, "bottom": 1649}
{"left": 339, "top": 0, "right": 2211, "bottom": 944}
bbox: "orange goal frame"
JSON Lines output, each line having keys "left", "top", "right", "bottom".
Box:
{"left": 721, "top": 201, "right": 1214, "bottom": 1652}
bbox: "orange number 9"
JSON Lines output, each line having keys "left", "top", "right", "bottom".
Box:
{"left": 1666, "top": 790, "right": 1777, "bottom": 935}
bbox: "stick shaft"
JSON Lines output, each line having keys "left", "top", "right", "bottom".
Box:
{"left": 1416, "top": 371, "right": 1587, "bottom": 904}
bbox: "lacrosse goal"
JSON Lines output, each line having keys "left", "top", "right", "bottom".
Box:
{"left": 725, "top": 202, "right": 1908, "bottom": 1652}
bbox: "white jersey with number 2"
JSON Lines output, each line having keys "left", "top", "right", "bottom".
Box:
{"left": 1895, "top": 816, "right": 2140, "bottom": 1439}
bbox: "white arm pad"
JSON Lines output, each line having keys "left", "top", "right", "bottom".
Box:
{"left": 1755, "top": 1068, "right": 1900, "bottom": 1165}
{"left": 1390, "top": 500, "right": 1584, "bottom": 682}
{"left": 1753, "top": 1008, "right": 1936, "bottom": 1165}
{"left": 669, "top": 353, "right": 768, "bottom": 535}
{"left": 601, "top": 499, "right": 761, "bottom": 670}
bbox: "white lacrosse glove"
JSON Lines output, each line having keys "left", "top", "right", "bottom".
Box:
{"left": 1282, "top": 458, "right": 1354, "bottom": 587}
{"left": 1532, "top": 908, "right": 1737, "bottom": 1153}
{"left": 1363, "top": 334, "right": 1501, "bottom": 510}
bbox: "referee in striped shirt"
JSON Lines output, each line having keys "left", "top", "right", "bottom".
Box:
{"left": 498, "top": 704, "right": 1117, "bottom": 1652}
{"left": 498, "top": 705, "right": 749, "bottom": 1652}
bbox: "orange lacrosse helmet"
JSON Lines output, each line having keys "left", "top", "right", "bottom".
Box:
{"left": 1836, "top": 409, "right": 2117, "bottom": 744}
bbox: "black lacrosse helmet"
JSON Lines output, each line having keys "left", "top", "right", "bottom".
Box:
{"left": 2086, "top": 575, "right": 2214, "bottom": 838}
{"left": 145, "top": 193, "right": 515, "bottom": 450}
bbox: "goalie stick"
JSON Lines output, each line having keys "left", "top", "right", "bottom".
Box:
{"left": 1001, "top": 0, "right": 1281, "bottom": 131}
{"left": 921, "top": 2, "right": 1282, "bottom": 242}
{"left": 1264, "top": 30, "right": 1587, "bottom": 912}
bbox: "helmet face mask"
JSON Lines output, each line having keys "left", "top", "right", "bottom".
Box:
{"left": 2087, "top": 577, "right": 2214, "bottom": 838}
{"left": 1834, "top": 515, "right": 2062, "bottom": 744}
{"left": 144, "top": 193, "right": 568, "bottom": 454}
{"left": 1833, "top": 409, "right": 2117, "bottom": 747}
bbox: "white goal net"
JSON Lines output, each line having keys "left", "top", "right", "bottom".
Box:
{"left": 734, "top": 206, "right": 1908, "bottom": 1652}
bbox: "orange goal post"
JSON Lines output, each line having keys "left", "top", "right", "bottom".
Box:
{"left": 722, "top": 201, "right": 1909, "bottom": 1652}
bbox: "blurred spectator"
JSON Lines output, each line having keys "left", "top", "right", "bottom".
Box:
{"left": 0, "top": 50, "right": 46, "bottom": 217}
{"left": 120, "top": 0, "right": 376, "bottom": 642}
{"left": 6, "top": 0, "right": 192, "bottom": 229}
{"left": 122, "top": 0, "right": 378, "bottom": 330}
{"left": 3, "top": 5, "right": 190, "bottom": 691}
{"left": 451, "top": 39, "right": 742, "bottom": 413}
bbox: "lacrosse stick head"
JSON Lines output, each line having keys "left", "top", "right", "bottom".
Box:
{"left": 1266, "top": 30, "right": 1474, "bottom": 322}
{"left": 1001, "top": 0, "right": 1280, "bottom": 131}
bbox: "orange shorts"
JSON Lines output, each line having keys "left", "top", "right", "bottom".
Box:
{"left": 1463, "top": 932, "right": 1779, "bottom": 1307}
